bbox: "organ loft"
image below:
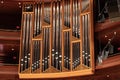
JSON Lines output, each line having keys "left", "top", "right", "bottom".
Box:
{"left": 19, "top": 0, "right": 94, "bottom": 78}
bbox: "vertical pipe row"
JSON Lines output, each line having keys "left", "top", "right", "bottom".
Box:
{"left": 64, "top": 0, "right": 70, "bottom": 27}
{"left": 52, "top": 1, "right": 56, "bottom": 67}
{"left": 32, "top": 40, "right": 40, "bottom": 72}
{"left": 34, "top": 3, "right": 42, "bottom": 37}
{"left": 20, "top": 14, "right": 26, "bottom": 72}
{"left": 20, "top": 13, "right": 32, "bottom": 72}
{"left": 42, "top": 28, "right": 50, "bottom": 72}
{"left": 52, "top": 0, "right": 62, "bottom": 70}
{"left": 72, "top": 42, "right": 80, "bottom": 69}
{"left": 62, "top": 0, "right": 71, "bottom": 71}
{"left": 72, "top": 0, "right": 80, "bottom": 38}
{"left": 71, "top": 0, "right": 81, "bottom": 70}
{"left": 82, "top": 14, "right": 90, "bottom": 67}
{"left": 64, "top": 31, "right": 70, "bottom": 70}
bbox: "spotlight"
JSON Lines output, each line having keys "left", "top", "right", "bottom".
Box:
{"left": 11, "top": 48, "right": 14, "bottom": 51}
{"left": 19, "top": 6, "right": 22, "bottom": 8}
{"left": 1, "top": 0, "right": 4, "bottom": 4}
{"left": 105, "top": 35, "right": 107, "bottom": 38}
{"left": 18, "top": 2, "right": 21, "bottom": 5}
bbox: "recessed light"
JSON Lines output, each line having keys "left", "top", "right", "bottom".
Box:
{"left": 114, "top": 32, "right": 116, "bottom": 35}
{"left": 19, "top": 5, "right": 22, "bottom": 8}
{"left": 18, "top": 2, "right": 21, "bottom": 5}
{"left": 1, "top": 0, "right": 4, "bottom": 4}
{"left": 105, "top": 35, "right": 107, "bottom": 38}
{"left": 11, "top": 48, "right": 14, "bottom": 51}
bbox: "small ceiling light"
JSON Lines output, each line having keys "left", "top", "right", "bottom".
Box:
{"left": 18, "top": 2, "right": 21, "bottom": 5}
{"left": 1, "top": 0, "right": 4, "bottom": 4}
{"left": 114, "top": 32, "right": 116, "bottom": 35}
{"left": 105, "top": 35, "right": 107, "bottom": 38}
{"left": 11, "top": 48, "right": 14, "bottom": 51}
{"left": 19, "top": 5, "right": 22, "bottom": 8}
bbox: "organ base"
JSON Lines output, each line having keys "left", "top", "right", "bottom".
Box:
{"left": 19, "top": 69, "right": 93, "bottom": 79}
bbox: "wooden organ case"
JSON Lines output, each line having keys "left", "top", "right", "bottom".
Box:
{"left": 19, "top": 0, "right": 94, "bottom": 78}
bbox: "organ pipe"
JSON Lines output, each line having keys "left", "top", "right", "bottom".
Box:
{"left": 19, "top": 0, "right": 93, "bottom": 77}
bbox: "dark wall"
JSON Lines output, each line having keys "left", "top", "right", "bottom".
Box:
{"left": 0, "top": 13, "right": 21, "bottom": 30}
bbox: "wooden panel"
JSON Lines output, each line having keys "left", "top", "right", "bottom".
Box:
{"left": 95, "top": 20, "right": 120, "bottom": 33}
{"left": 0, "top": 30, "right": 20, "bottom": 40}
{"left": 0, "top": 65, "right": 120, "bottom": 80}
{"left": 96, "top": 54, "right": 120, "bottom": 69}
{"left": 95, "top": 20, "right": 120, "bottom": 58}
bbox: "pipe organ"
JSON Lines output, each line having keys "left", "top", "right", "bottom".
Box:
{"left": 19, "top": 0, "right": 94, "bottom": 78}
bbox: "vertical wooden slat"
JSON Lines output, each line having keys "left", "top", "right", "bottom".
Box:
{"left": 30, "top": 13, "right": 33, "bottom": 73}
{"left": 77, "top": 0, "right": 82, "bottom": 68}
{"left": 40, "top": 1, "right": 44, "bottom": 72}
{"left": 80, "top": 0, "right": 83, "bottom": 66}
{"left": 40, "top": 40, "right": 42, "bottom": 73}
{"left": 49, "top": 0, "right": 52, "bottom": 68}
{"left": 89, "top": 0, "right": 94, "bottom": 72}
{"left": 70, "top": 0, "right": 73, "bottom": 71}
{"left": 49, "top": 28, "right": 51, "bottom": 68}
{"left": 51, "top": 0, "right": 54, "bottom": 69}
{"left": 30, "top": 3, "right": 34, "bottom": 73}
{"left": 61, "top": 0, "right": 64, "bottom": 71}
